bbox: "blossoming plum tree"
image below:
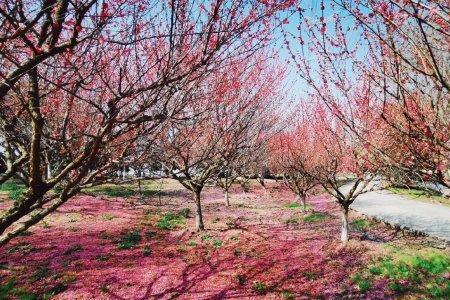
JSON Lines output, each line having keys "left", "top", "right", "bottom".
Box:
{"left": 151, "top": 57, "right": 284, "bottom": 230}
{"left": 269, "top": 111, "right": 318, "bottom": 211}
{"left": 287, "top": 0, "right": 450, "bottom": 190}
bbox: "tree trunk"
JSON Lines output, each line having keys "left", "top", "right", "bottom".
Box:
{"left": 340, "top": 206, "right": 349, "bottom": 244}
{"left": 194, "top": 191, "right": 204, "bottom": 231}
{"left": 225, "top": 188, "right": 230, "bottom": 206}
{"left": 259, "top": 173, "right": 265, "bottom": 188}
{"left": 138, "top": 178, "right": 142, "bottom": 200}
{"left": 300, "top": 194, "right": 307, "bottom": 212}
{"left": 45, "top": 152, "right": 52, "bottom": 180}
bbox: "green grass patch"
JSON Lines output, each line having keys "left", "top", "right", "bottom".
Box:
{"left": 212, "top": 239, "right": 223, "bottom": 248}
{"left": 101, "top": 213, "right": 116, "bottom": 221}
{"left": 97, "top": 253, "right": 112, "bottom": 262}
{"left": 201, "top": 234, "right": 213, "bottom": 242}
{"left": 284, "top": 202, "right": 311, "bottom": 210}
{"left": 63, "top": 244, "right": 83, "bottom": 255}
{"left": 142, "top": 245, "right": 152, "bottom": 257}
{"left": 0, "top": 181, "right": 25, "bottom": 192}
{"left": 87, "top": 186, "right": 135, "bottom": 197}
{"left": 252, "top": 281, "right": 268, "bottom": 294}
{"left": 29, "top": 265, "right": 51, "bottom": 283}
{"left": 357, "top": 247, "right": 450, "bottom": 297}
{"left": 351, "top": 219, "right": 370, "bottom": 231}
{"left": 117, "top": 230, "right": 142, "bottom": 249}
{"left": 187, "top": 240, "right": 197, "bottom": 247}
{"left": 0, "top": 181, "right": 26, "bottom": 200}
{"left": 0, "top": 279, "right": 37, "bottom": 300}
{"left": 351, "top": 273, "right": 372, "bottom": 293}
{"left": 388, "top": 187, "right": 450, "bottom": 207}
{"left": 303, "top": 212, "right": 328, "bottom": 223}
{"left": 84, "top": 181, "right": 161, "bottom": 198}
{"left": 302, "top": 270, "right": 318, "bottom": 280}
{"left": 285, "top": 217, "right": 299, "bottom": 225}
{"left": 6, "top": 242, "right": 35, "bottom": 254}
{"left": 280, "top": 290, "right": 295, "bottom": 300}
{"left": 156, "top": 210, "right": 187, "bottom": 230}
{"left": 52, "top": 185, "right": 64, "bottom": 195}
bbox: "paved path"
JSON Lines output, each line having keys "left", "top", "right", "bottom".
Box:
{"left": 351, "top": 190, "right": 450, "bottom": 242}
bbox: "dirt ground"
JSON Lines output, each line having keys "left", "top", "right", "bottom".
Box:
{"left": 0, "top": 180, "right": 448, "bottom": 299}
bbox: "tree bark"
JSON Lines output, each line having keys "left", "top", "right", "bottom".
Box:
{"left": 45, "top": 152, "right": 52, "bottom": 180}
{"left": 300, "top": 194, "right": 307, "bottom": 212}
{"left": 194, "top": 190, "right": 204, "bottom": 231}
{"left": 225, "top": 188, "right": 230, "bottom": 206}
{"left": 259, "top": 173, "right": 265, "bottom": 188}
{"left": 0, "top": 195, "right": 69, "bottom": 247}
{"left": 340, "top": 206, "right": 349, "bottom": 244}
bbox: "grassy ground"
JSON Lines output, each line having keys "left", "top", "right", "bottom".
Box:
{"left": 388, "top": 186, "right": 450, "bottom": 207}
{"left": 83, "top": 180, "right": 164, "bottom": 199}
{"left": 0, "top": 181, "right": 26, "bottom": 201}
{"left": 0, "top": 180, "right": 448, "bottom": 299}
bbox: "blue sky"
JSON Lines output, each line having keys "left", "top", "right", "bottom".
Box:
{"left": 272, "top": 0, "right": 369, "bottom": 108}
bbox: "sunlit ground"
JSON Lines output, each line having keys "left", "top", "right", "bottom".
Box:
{"left": 0, "top": 180, "right": 448, "bottom": 299}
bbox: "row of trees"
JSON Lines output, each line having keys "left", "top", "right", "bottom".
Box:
{"left": 2, "top": 0, "right": 448, "bottom": 247}
{"left": 270, "top": 0, "right": 450, "bottom": 243}
{"left": 284, "top": 0, "right": 450, "bottom": 187}
{"left": 269, "top": 102, "right": 380, "bottom": 243}
{"left": 0, "top": 0, "right": 294, "bottom": 246}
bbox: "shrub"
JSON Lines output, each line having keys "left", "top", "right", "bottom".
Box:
{"left": 426, "top": 283, "right": 449, "bottom": 298}
{"left": 117, "top": 230, "right": 142, "bottom": 249}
